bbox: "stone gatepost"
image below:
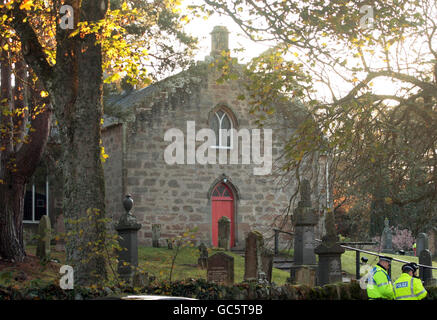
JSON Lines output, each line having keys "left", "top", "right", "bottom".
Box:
{"left": 289, "top": 179, "right": 318, "bottom": 286}
{"left": 115, "top": 194, "right": 142, "bottom": 283}
{"left": 218, "top": 216, "right": 231, "bottom": 250}
{"left": 315, "top": 211, "right": 345, "bottom": 286}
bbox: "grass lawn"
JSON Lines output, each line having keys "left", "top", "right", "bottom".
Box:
{"left": 2, "top": 245, "right": 436, "bottom": 288}
{"left": 340, "top": 250, "right": 437, "bottom": 280}
{"left": 138, "top": 246, "right": 290, "bottom": 285}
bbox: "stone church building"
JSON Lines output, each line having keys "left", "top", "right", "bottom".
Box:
{"left": 23, "top": 26, "right": 330, "bottom": 250}
{"left": 100, "top": 26, "right": 330, "bottom": 249}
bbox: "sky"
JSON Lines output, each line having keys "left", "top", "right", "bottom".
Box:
{"left": 181, "top": 1, "right": 269, "bottom": 64}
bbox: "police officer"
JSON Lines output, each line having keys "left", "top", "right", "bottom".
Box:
{"left": 367, "top": 256, "right": 395, "bottom": 300}
{"left": 393, "top": 263, "right": 427, "bottom": 300}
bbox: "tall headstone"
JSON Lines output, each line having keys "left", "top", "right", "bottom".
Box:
{"left": 315, "top": 211, "right": 345, "bottom": 286}
{"left": 290, "top": 180, "right": 318, "bottom": 285}
{"left": 419, "top": 249, "right": 436, "bottom": 286}
{"left": 218, "top": 216, "right": 231, "bottom": 250}
{"left": 244, "top": 231, "right": 264, "bottom": 281}
{"left": 152, "top": 224, "right": 161, "bottom": 248}
{"left": 115, "top": 194, "right": 142, "bottom": 283}
{"left": 382, "top": 218, "right": 393, "bottom": 253}
{"left": 417, "top": 233, "right": 429, "bottom": 256}
{"left": 198, "top": 242, "right": 208, "bottom": 269}
{"left": 207, "top": 252, "right": 234, "bottom": 286}
{"left": 261, "top": 248, "right": 274, "bottom": 283}
{"left": 36, "top": 215, "right": 51, "bottom": 261}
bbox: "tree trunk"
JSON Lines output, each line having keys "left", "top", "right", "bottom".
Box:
{"left": 0, "top": 187, "right": 26, "bottom": 261}
{"left": 55, "top": 0, "right": 109, "bottom": 286}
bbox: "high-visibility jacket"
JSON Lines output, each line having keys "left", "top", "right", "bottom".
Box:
{"left": 367, "top": 264, "right": 395, "bottom": 300}
{"left": 394, "top": 273, "right": 427, "bottom": 300}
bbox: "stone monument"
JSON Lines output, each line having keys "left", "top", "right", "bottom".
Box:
{"left": 198, "top": 242, "right": 208, "bottom": 269}
{"left": 152, "top": 224, "right": 161, "bottom": 248}
{"left": 115, "top": 194, "right": 142, "bottom": 283}
{"left": 315, "top": 210, "right": 345, "bottom": 286}
{"left": 218, "top": 216, "right": 231, "bottom": 250}
{"left": 244, "top": 230, "right": 264, "bottom": 282}
{"left": 417, "top": 233, "right": 429, "bottom": 257}
{"left": 382, "top": 218, "right": 394, "bottom": 253}
{"left": 207, "top": 252, "right": 234, "bottom": 286}
{"left": 419, "top": 249, "right": 436, "bottom": 286}
{"left": 289, "top": 179, "right": 318, "bottom": 285}
{"left": 36, "top": 215, "right": 51, "bottom": 261}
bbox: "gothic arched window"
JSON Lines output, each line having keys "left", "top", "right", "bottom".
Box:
{"left": 210, "top": 108, "right": 235, "bottom": 149}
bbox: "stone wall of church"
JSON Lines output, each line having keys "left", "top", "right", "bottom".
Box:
{"left": 102, "top": 64, "right": 328, "bottom": 249}
{"left": 102, "top": 123, "right": 124, "bottom": 221}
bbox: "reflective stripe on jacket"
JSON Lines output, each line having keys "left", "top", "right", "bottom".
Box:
{"left": 367, "top": 265, "right": 395, "bottom": 300}
{"left": 394, "top": 273, "right": 427, "bottom": 300}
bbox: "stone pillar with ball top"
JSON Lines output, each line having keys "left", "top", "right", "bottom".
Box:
{"left": 115, "top": 194, "right": 142, "bottom": 283}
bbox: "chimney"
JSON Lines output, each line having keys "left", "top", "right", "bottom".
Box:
{"left": 210, "top": 26, "right": 230, "bottom": 57}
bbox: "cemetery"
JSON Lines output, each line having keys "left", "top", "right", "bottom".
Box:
{"left": 1, "top": 1, "right": 437, "bottom": 304}
{"left": 1, "top": 186, "right": 436, "bottom": 300}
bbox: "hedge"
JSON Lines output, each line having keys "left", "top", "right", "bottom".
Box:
{"left": 1, "top": 280, "right": 436, "bottom": 300}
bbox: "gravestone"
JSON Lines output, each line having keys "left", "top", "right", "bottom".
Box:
{"left": 152, "top": 224, "right": 161, "bottom": 248}
{"left": 261, "top": 248, "right": 274, "bottom": 283}
{"left": 218, "top": 216, "right": 231, "bottom": 250}
{"left": 244, "top": 231, "right": 264, "bottom": 281}
{"left": 198, "top": 243, "right": 208, "bottom": 269}
{"left": 315, "top": 211, "right": 345, "bottom": 286}
{"left": 382, "top": 218, "right": 394, "bottom": 253}
{"left": 419, "top": 249, "right": 436, "bottom": 286}
{"left": 115, "top": 195, "right": 142, "bottom": 283}
{"left": 207, "top": 252, "right": 234, "bottom": 286}
{"left": 417, "top": 233, "right": 429, "bottom": 257}
{"left": 290, "top": 180, "right": 318, "bottom": 285}
{"left": 36, "top": 215, "right": 51, "bottom": 261}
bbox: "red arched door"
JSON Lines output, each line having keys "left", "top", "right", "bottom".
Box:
{"left": 211, "top": 183, "right": 235, "bottom": 247}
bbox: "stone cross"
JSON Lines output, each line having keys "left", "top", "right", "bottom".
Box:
{"left": 290, "top": 179, "right": 318, "bottom": 285}
{"left": 218, "top": 216, "right": 231, "bottom": 250}
{"left": 36, "top": 215, "right": 51, "bottom": 261}
{"left": 115, "top": 194, "right": 142, "bottom": 283}
{"left": 382, "top": 218, "right": 393, "bottom": 253}
{"left": 207, "top": 252, "right": 234, "bottom": 286}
